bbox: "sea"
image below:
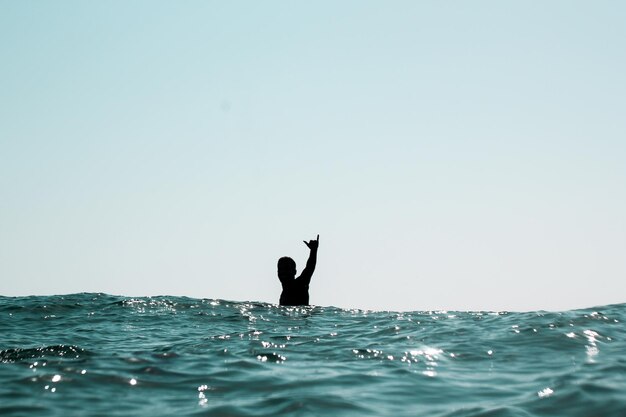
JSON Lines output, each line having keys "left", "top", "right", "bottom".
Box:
{"left": 0, "top": 293, "right": 625, "bottom": 417}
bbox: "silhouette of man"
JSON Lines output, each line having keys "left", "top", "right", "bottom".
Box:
{"left": 278, "top": 235, "right": 319, "bottom": 306}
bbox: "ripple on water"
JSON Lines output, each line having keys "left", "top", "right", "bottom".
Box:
{"left": 0, "top": 295, "right": 625, "bottom": 417}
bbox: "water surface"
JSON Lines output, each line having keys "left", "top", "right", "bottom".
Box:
{"left": 1, "top": 294, "right": 625, "bottom": 416}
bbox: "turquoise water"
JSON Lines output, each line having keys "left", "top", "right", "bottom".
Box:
{"left": 1, "top": 294, "right": 625, "bottom": 416}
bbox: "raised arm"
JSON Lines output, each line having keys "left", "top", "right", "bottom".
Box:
{"left": 298, "top": 234, "right": 319, "bottom": 285}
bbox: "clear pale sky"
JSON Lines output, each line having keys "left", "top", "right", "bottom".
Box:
{"left": 1, "top": 1, "right": 625, "bottom": 311}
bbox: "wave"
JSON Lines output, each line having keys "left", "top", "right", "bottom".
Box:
{"left": 0, "top": 293, "right": 625, "bottom": 416}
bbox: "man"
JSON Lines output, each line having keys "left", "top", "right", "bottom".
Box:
{"left": 278, "top": 234, "right": 319, "bottom": 306}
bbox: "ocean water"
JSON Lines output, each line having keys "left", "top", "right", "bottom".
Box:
{"left": 1, "top": 294, "right": 625, "bottom": 417}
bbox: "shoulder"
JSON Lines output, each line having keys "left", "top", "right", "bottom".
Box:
{"left": 295, "top": 276, "right": 309, "bottom": 287}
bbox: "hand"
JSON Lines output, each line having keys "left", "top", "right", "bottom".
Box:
{"left": 303, "top": 234, "right": 319, "bottom": 250}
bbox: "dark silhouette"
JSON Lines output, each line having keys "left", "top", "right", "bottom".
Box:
{"left": 278, "top": 235, "right": 319, "bottom": 306}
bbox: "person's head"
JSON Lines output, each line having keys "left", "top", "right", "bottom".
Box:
{"left": 277, "top": 256, "right": 296, "bottom": 282}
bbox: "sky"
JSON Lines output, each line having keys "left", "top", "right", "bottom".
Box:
{"left": 1, "top": 1, "right": 625, "bottom": 311}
